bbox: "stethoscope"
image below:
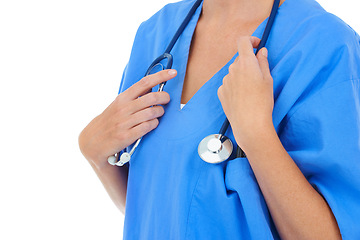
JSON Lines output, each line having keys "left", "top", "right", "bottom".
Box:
{"left": 108, "top": 0, "right": 280, "bottom": 167}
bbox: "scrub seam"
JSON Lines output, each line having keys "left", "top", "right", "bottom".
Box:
{"left": 184, "top": 162, "right": 206, "bottom": 239}
{"left": 282, "top": 78, "right": 360, "bottom": 129}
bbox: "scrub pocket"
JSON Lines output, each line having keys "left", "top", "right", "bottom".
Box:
{"left": 224, "top": 158, "right": 280, "bottom": 239}
{"left": 185, "top": 157, "right": 280, "bottom": 240}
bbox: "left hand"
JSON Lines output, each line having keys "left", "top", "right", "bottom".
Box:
{"left": 218, "top": 36, "right": 274, "bottom": 151}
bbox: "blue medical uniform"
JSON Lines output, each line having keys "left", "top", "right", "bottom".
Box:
{"left": 119, "top": 0, "right": 360, "bottom": 239}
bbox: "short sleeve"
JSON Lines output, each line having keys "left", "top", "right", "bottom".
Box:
{"left": 280, "top": 79, "right": 360, "bottom": 238}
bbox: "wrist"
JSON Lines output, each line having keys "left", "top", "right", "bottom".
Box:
{"left": 79, "top": 130, "right": 106, "bottom": 169}
{"left": 234, "top": 120, "right": 279, "bottom": 156}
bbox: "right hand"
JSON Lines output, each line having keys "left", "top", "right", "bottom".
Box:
{"left": 79, "top": 69, "right": 177, "bottom": 168}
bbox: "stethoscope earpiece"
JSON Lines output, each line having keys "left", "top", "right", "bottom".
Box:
{"left": 107, "top": 0, "right": 279, "bottom": 166}
{"left": 107, "top": 152, "right": 131, "bottom": 167}
{"left": 107, "top": 155, "right": 117, "bottom": 166}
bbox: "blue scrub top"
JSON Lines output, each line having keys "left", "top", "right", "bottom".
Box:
{"left": 119, "top": 0, "right": 360, "bottom": 239}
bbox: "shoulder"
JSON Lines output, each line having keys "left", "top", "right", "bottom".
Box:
{"left": 298, "top": 1, "right": 360, "bottom": 50}
{"left": 273, "top": 0, "right": 360, "bottom": 59}
{"left": 142, "top": 0, "right": 195, "bottom": 26}
{"left": 120, "top": 0, "right": 197, "bottom": 92}
{"left": 270, "top": 0, "right": 360, "bottom": 87}
{"left": 135, "top": 0, "right": 197, "bottom": 44}
{"left": 270, "top": 0, "right": 360, "bottom": 127}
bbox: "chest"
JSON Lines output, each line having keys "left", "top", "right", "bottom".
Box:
{"left": 181, "top": 27, "right": 238, "bottom": 104}
{"left": 180, "top": 18, "right": 262, "bottom": 104}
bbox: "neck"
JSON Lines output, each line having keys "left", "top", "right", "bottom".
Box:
{"left": 202, "top": 0, "right": 284, "bottom": 23}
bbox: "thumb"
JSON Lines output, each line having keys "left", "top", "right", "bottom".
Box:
{"left": 256, "top": 47, "right": 271, "bottom": 79}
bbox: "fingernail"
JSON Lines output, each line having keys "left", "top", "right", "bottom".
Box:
{"left": 168, "top": 69, "right": 177, "bottom": 76}
{"left": 262, "top": 48, "right": 268, "bottom": 57}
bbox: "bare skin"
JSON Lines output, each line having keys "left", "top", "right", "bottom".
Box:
{"left": 79, "top": 0, "right": 342, "bottom": 238}
{"left": 182, "top": 0, "right": 279, "bottom": 103}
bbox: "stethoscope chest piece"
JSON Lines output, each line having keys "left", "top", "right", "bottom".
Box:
{"left": 198, "top": 134, "right": 233, "bottom": 164}
{"left": 107, "top": 0, "right": 280, "bottom": 167}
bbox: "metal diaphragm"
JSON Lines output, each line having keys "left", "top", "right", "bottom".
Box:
{"left": 198, "top": 134, "right": 233, "bottom": 164}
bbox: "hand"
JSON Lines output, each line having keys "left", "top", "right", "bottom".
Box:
{"left": 218, "top": 36, "right": 274, "bottom": 151}
{"left": 79, "top": 70, "right": 177, "bottom": 168}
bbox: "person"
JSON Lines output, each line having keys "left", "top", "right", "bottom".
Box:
{"left": 78, "top": 0, "right": 360, "bottom": 239}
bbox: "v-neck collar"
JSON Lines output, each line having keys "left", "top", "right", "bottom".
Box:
{"left": 156, "top": 0, "right": 286, "bottom": 139}
{"left": 173, "top": 0, "right": 270, "bottom": 111}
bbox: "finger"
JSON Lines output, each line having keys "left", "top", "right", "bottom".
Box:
{"left": 129, "top": 91, "right": 170, "bottom": 114}
{"left": 122, "top": 69, "right": 177, "bottom": 100}
{"left": 128, "top": 118, "right": 159, "bottom": 142}
{"left": 256, "top": 47, "right": 272, "bottom": 79}
{"left": 127, "top": 106, "right": 165, "bottom": 128}
{"left": 237, "top": 36, "right": 260, "bottom": 57}
{"left": 217, "top": 85, "right": 223, "bottom": 101}
{"left": 250, "top": 36, "right": 261, "bottom": 50}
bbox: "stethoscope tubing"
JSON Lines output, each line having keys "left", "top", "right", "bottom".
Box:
{"left": 164, "top": 0, "right": 203, "bottom": 54}
{"left": 220, "top": 0, "right": 280, "bottom": 158}
{"left": 109, "top": 0, "right": 280, "bottom": 166}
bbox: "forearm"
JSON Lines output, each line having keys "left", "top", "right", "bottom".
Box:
{"left": 218, "top": 36, "right": 341, "bottom": 239}
{"left": 78, "top": 124, "right": 129, "bottom": 214}
{"left": 237, "top": 125, "right": 341, "bottom": 240}
{"left": 88, "top": 159, "right": 128, "bottom": 214}
{"left": 78, "top": 70, "right": 177, "bottom": 215}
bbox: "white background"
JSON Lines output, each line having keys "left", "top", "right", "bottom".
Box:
{"left": 0, "top": 0, "right": 359, "bottom": 239}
